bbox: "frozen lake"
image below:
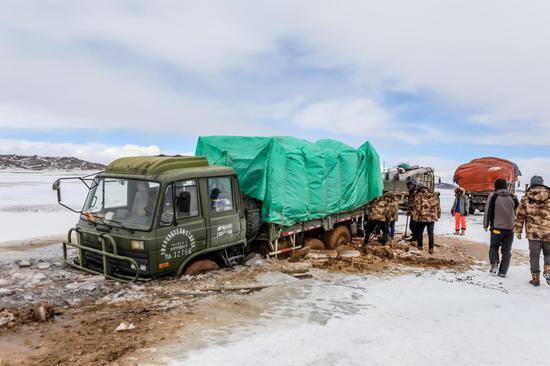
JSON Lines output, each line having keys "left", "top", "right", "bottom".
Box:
{"left": 0, "top": 170, "right": 94, "bottom": 244}
{"left": 158, "top": 267, "right": 549, "bottom": 366}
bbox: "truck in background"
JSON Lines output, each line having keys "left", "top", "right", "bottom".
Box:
{"left": 453, "top": 157, "right": 521, "bottom": 214}
{"left": 383, "top": 163, "right": 437, "bottom": 210}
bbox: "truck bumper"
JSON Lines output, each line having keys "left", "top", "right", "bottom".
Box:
{"left": 63, "top": 228, "right": 143, "bottom": 282}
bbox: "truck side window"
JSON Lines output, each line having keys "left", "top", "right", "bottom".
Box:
{"left": 159, "top": 185, "right": 174, "bottom": 226}
{"left": 208, "top": 177, "right": 233, "bottom": 213}
{"left": 174, "top": 180, "right": 199, "bottom": 218}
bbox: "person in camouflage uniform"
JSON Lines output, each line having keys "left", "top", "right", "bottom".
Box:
{"left": 406, "top": 178, "right": 418, "bottom": 243}
{"left": 514, "top": 175, "right": 550, "bottom": 286}
{"left": 412, "top": 183, "right": 441, "bottom": 254}
{"left": 364, "top": 193, "right": 394, "bottom": 245}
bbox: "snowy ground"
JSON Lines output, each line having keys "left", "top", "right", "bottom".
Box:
{"left": 164, "top": 267, "right": 549, "bottom": 366}
{"left": 0, "top": 170, "right": 90, "bottom": 244}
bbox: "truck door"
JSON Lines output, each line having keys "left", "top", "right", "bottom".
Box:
{"left": 156, "top": 180, "right": 207, "bottom": 272}
{"left": 206, "top": 175, "right": 242, "bottom": 247}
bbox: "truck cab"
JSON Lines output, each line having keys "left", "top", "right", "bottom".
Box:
{"left": 56, "top": 156, "right": 247, "bottom": 280}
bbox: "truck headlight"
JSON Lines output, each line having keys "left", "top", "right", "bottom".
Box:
{"left": 131, "top": 240, "right": 144, "bottom": 250}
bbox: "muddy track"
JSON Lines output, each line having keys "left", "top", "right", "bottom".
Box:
{"left": 0, "top": 236, "right": 528, "bottom": 365}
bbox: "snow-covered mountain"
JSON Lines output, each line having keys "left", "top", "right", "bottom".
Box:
{"left": 0, "top": 154, "right": 105, "bottom": 171}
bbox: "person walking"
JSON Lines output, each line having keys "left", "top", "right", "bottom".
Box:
{"left": 483, "top": 178, "right": 518, "bottom": 278}
{"left": 451, "top": 187, "right": 469, "bottom": 236}
{"left": 514, "top": 175, "right": 550, "bottom": 286}
{"left": 412, "top": 183, "right": 441, "bottom": 254}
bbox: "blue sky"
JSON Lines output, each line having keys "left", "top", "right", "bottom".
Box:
{"left": 1, "top": 1, "right": 549, "bottom": 183}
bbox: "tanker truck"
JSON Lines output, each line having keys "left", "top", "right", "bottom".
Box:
{"left": 453, "top": 157, "right": 521, "bottom": 214}
{"left": 53, "top": 136, "right": 383, "bottom": 281}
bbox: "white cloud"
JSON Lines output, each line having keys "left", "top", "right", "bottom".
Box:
{"left": 293, "top": 98, "right": 425, "bottom": 144}
{"left": 512, "top": 157, "right": 550, "bottom": 188}
{"left": 0, "top": 1, "right": 550, "bottom": 145}
{"left": 294, "top": 98, "right": 389, "bottom": 133}
{"left": 0, "top": 139, "right": 163, "bottom": 164}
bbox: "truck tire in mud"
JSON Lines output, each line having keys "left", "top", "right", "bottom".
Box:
{"left": 303, "top": 237, "right": 325, "bottom": 250}
{"left": 322, "top": 225, "right": 352, "bottom": 250}
{"left": 184, "top": 259, "right": 220, "bottom": 276}
{"left": 243, "top": 196, "right": 261, "bottom": 242}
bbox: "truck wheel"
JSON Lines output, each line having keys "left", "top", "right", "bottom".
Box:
{"left": 468, "top": 206, "right": 476, "bottom": 215}
{"left": 304, "top": 237, "right": 325, "bottom": 250}
{"left": 184, "top": 259, "right": 220, "bottom": 276}
{"left": 243, "top": 196, "right": 261, "bottom": 242}
{"left": 322, "top": 225, "right": 352, "bottom": 250}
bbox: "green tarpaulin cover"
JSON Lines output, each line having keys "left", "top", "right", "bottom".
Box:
{"left": 196, "top": 136, "right": 383, "bottom": 226}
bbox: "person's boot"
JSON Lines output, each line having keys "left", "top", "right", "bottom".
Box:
{"left": 428, "top": 247, "right": 434, "bottom": 254}
{"left": 454, "top": 229, "right": 460, "bottom": 236}
{"left": 529, "top": 272, "right": 540, "bottom": 287}
{"left": 489, "top": 264, "right": 498, "bottom": 274}
{"left": 460, "top": 228, "right": 466, "bottom": 236}
{"left": 544, "top": 265, "right": 550, "bottom": 285}
{"left": 417, "top": 245, "right": 423, "bottom": 251}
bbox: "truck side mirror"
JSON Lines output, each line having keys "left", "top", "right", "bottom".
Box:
{"left": 177, "top": 191, "right": 191, "bottom": 213}
{"left": 52, "top": 179, "right": 62, "bottom": 203}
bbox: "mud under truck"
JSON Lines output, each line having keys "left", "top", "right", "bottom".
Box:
{"left": 53, "top": 136, "right": 383, "bottom": 281}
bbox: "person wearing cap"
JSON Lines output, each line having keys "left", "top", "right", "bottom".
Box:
{"left": 406, "top": 178, "right": 418, "bottom": 243}
{"left": 412, "top": 182, "right": 441, "bottom": 254}
{"left": 483, "top": 178, "right": 519, "bottom": 277}
{"left": 514, "top": 175, "right": 550, "bottom": 286}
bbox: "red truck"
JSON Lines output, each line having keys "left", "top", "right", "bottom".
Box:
{"left": 453, "top": 157, "right": 521, "bottom": 214}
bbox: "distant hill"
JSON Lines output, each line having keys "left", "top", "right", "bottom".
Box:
{"left": 0, "top": 154, "right": 105, "bottom": 171}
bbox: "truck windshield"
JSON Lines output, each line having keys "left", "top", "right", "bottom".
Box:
{"left": 82, "top": 178, "right": 160, "bottom": 231}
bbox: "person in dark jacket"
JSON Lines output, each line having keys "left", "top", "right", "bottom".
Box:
{"left": 451, "top": 187, "right": 470, "bottom": 236}
{"left": 483, "top": 178, "right": 519, "bottom": 277}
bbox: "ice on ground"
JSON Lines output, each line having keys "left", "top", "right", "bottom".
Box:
{"left": 169, "top": 266, "right": 549, "bottom": 366}
{"left": 0, "top": 170, "right": 91, "bottom": 243}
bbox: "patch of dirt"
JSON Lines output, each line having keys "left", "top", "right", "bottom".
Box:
{"left": 308, "top": 235, "right": 528, "bottom": 275}
{"left": 0, "top": 262, "right": 297, "bottom": 366}
{"left": 0, "top": 236, "right": 65, "bottom": 252}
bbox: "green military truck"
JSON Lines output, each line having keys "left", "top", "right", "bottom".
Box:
{"left": 53, "top": 137, "right": 382, "bottom": 281}
{"left": 383, "top": 164, "right": 436, "bottom": 210}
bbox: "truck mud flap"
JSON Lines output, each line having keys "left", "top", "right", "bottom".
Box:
{"left": 62, "top": 228, "right": 141, "bottom": 282}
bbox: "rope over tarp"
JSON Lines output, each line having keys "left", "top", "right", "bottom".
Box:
{"left": 196, "top": 136, "right": 383, "bottom": 226}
